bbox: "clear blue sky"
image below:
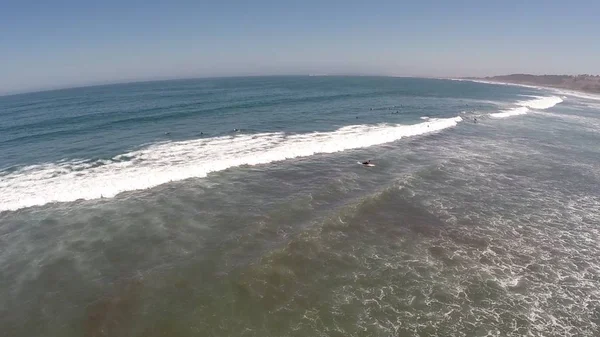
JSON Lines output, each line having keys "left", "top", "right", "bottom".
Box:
{"left": 1, "top": 0, "right": 599, "bottom": 94}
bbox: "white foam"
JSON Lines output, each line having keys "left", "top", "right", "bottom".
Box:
{"left": 490, "top": 96, "right": 563, "bottom": 118}
{"left": 0, "top": 117, "right": 462, "bottom": 211}
{"left": 490, "top": 107, "right": 529, "bottom": 118}
{"left": 550, "top": 88, "right": 600, "bottom": 101}
{"left": 517, "top": 95, "right": 563, "bottom": 110}
{"left": 457, "top": 78, "right": 600, "bottom": 109}
{"left": 449, "top": 78, "right": 545, "bottom": 90}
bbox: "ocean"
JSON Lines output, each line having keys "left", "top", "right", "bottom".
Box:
{"left": 0, "top": 76, "right": 599, "bottom": 336}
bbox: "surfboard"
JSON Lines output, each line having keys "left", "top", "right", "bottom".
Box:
{"left": 358, "top": 162, "right": 375, "bottom": 167}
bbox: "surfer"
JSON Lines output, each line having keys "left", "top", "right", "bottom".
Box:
{"left": 362, "top": 160, "right": 371, "bottom": 165}
{"left": 474, "top": 117, "right": 478, "bottom": 123}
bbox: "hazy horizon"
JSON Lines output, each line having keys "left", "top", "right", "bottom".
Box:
{"left": 3, "top": 72, "right": 599, "bottom": 98}
{"left": 2, "top": 0, "right": 599, "bottom": 95}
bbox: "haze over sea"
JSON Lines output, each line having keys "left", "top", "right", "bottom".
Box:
{"left": 1, "top": 76, "right": 599, "bottom": 336}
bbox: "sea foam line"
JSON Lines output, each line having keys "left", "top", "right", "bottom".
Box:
{"left": 454, "top": 78, "right": 600, "bottom": 102}
{"left": 0, "top": 117, "right": 462, "bottom": 211}
{"left": 447, "top": 78, "right": 546, "bottom": 91}
{"left": 490, "top": 95, "right": 563, "bottom": 118}
{"left": 550, "top": 88, "right": 600, "bottom": 102}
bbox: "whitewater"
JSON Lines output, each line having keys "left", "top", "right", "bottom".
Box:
{"left": 0, "top": 93, "right": 566, "bottom": 212}
{"left": 0, "top": 117, "right": 461, "bottom": 211}
{"left": 3, "top": 77, "right": 598, "bottom": 337}
{"left": 490, "top": 95, "right": 563, "bottom": 118}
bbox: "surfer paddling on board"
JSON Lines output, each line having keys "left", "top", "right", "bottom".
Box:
{"left": 358, "top": 160, "right": 375, "bottom": 167}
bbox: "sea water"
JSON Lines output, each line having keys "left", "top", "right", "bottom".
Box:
{"left": 1, "top": 76, "right": 598, "bottom": 336}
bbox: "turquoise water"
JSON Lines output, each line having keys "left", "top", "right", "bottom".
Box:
{"left": 1, "top": 76, "right": 599, "bottom": 336}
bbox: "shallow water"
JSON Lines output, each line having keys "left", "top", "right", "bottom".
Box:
{"left": 1, "top": 77, "right": 599, "bottom": 336}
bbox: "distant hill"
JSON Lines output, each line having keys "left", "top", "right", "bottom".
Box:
{"left": 476, "top": 74, "right": 600, "bottom": 94}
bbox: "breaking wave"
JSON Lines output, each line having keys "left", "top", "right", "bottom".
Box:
{"left": 490, "top": 96, "right": 563, "bottom": 118}
{"left": 0, "top": 117, "right": 462, "bottom": 211}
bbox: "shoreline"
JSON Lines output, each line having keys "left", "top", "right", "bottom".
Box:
{"left": 452, "top": 78, "right": 600, "bottom": 101}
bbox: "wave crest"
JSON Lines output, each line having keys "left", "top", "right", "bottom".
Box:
{"left": 491, "top": 96, "right": 563, "bottom": 118}
{"left": 0, "top": 117, "right": 462, "bottom": 211}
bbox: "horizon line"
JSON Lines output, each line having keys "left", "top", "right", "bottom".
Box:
{"left": 2, "top": 72, "right": 597, "bottom": 98}
{"left": 0, "top": 74, "right": 427, "bottom": 97}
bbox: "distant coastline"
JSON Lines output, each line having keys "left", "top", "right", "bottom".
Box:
{"left": 467, "top": 74, "right": 600, "bottom": 94}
